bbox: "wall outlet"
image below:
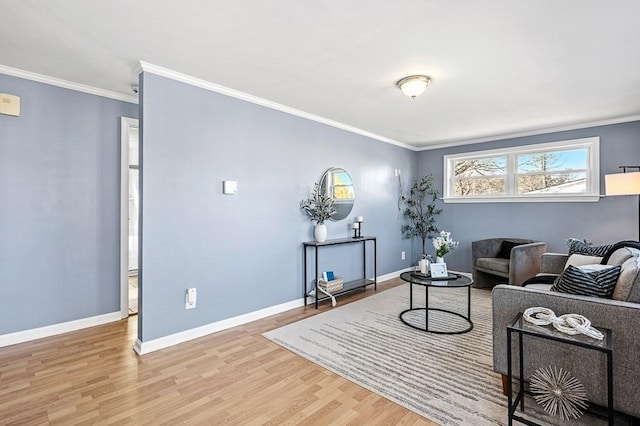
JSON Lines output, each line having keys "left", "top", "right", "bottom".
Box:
{"left": 185, "top": 287, "right": 197, "bottom": 309}
{"left": 401, "top": 250, "right": 406, "bottom": 260}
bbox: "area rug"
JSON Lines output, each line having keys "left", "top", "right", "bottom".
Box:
{"left": 263, "top": 284, "right": 606, "bottom": 426}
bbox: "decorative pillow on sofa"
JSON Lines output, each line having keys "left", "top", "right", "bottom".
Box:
{"left": 565, "top": 254, "right": 603, "bottom": 268}
{"left": 497, "top": 241, "right": 523, "bottom": 259}
{"left": 610, "top": 248, "right": 640, "bottom": 302}
{"left": 566, "top": 238, "right": 614, "bottom": 257}
{"left": 551, "top": 264, "right": 621, "bottom": 298}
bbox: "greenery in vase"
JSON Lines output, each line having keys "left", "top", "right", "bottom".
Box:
{"left": 300, "top": 182, "right": 336, "bottom": 225}
{"left": 401, "top": 174, "right": 442, "bottom": 255}
{"left": 433, "top": 230, "right": 459, "bottom": 258}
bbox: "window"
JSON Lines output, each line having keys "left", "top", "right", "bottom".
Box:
{"left": 443, "top": 137, "right": 600, "bottom": 202}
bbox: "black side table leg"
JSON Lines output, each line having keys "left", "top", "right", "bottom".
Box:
{"left": 409, "top": 280, "right": 413, "bottom": 309}
{"left": 607, "top": 352, "right": 614, "bottom": 426}
{"left": 314, "top": 247, "right": 319, "bottom": 309}
{"left": 425, "top": 286, "right": 429, "bottom": 331}
{"left": 507, "top": 328, "right": 513, "bottom": 426}
{"left": 373, "top": 239, "right": 377, "bottom": 290}
{"left": 303, "top": 246, "right": 307, "bottom": 306}
{"left": 466, "top": 285, "right": 471, "bottom": 321}
{"left": 518, "top": 332, "right": 524, "bottom": 411}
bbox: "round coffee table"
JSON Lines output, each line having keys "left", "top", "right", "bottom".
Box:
{"left": 399, "top": 271, "right": 473, "bottom": 334}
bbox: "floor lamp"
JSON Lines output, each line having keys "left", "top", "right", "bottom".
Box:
{"left": 605, "top": 166, "right": 640, "bottom": 240}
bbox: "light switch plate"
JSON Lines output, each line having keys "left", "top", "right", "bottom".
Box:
{"left": 223, "top": 180, "right": 238, "bottom": 194}
{"left": 186, "top": 287, "right": 197, "bottom": 309}
{"left": 0, "top": 93, "right": 20, "bottom": 117}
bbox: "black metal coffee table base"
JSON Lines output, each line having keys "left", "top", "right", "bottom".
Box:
{"left": 399, "top": 307, "right": 473, "bottom": 334}
{"left": 398, "top": 271, "right": 474, "bottom": 334}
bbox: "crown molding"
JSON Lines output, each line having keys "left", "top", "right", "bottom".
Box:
{"left": 416, "top": 115, "right": 640, "bottom": 151}
{"left": 138, "top": 61, "right": 415, "bottom": 151}
{"left": 0, "top": 64, "right": 138, "bottom": 104}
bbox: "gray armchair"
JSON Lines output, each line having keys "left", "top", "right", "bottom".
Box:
{"left": 471, "top": 238, "right": 546, "bottom": 288}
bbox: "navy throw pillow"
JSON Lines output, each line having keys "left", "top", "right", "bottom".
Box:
{"left": 497, "top": 241, "right": 523, "bottom": 259}
{"left": 566, "top": 238, "right": 614, "bottom": 257}
{"left": 551, "top": 265, "right": 621, "bottom": 298}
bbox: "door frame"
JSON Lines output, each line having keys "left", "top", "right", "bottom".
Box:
{"left": 120, "top": 116, "right": 139, "bottom": 318}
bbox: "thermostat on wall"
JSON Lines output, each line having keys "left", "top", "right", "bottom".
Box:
{"left": 223, "top": 180, "right": 238, "bottom": 195}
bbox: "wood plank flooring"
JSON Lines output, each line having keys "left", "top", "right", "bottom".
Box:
{"left": 0, "top": 278, "right": 436, "bottom": 425}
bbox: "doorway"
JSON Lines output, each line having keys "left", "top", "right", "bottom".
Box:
{"left": 120, "top": 117, "right": 139, "bottom": 317}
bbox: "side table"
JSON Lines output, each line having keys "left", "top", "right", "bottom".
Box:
{"left": 506, "top": 312, "right": 613, "bottom": 426}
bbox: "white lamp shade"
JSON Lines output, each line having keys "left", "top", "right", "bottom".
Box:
{"left": 605, "top": 172, "right": 640, "bottom": 195}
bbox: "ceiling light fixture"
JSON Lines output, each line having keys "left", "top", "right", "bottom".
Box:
{"left": 397, "top": 75, "right": 431, "bottom": 99}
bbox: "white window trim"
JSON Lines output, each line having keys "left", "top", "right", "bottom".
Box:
{"left": 443, "top": 137, "right": 600, "bottom": 203}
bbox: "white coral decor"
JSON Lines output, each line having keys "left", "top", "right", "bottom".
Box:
{"left": 432, "top": 231, "right": 459, "bottom": 258}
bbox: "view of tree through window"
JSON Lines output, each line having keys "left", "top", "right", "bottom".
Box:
{"left": 444, "top": 138, "right": 598, "bottom": 201}
{"left": 454, "top": 157, "right": 506, "bottom": 196}
{"left": 516, "top": 149, "right": 586, "bottom": 194}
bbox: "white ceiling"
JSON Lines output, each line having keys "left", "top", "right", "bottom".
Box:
{"left": 2, "top": 0, "right": 640, "bottom": 148}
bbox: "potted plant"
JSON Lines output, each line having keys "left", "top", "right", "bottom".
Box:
{"left": 300, "top": 182, "right": 336, "bottom": 242}
{"left": 401, "top": 174, "right": 442, "bottom": 256}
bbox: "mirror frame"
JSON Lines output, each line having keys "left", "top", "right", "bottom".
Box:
{"left": 320, "top": 167, "right": 355, "bottom": 221}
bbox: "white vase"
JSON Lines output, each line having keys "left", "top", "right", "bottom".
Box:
{"left": 314, "top": 223, "right": 327, "bottom": 242}
{"left": 436, "top": 256, "right": 445, "bottom": 264}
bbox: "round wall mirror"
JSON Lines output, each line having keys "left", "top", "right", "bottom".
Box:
{"left": 320, "top": 167, "right": 355, "bottom": 221}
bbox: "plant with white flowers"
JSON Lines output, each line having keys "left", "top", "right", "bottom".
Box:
{"left": 432, "top": 231, "right": 459, "bottom": 258}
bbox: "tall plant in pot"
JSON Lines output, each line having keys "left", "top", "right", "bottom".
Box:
{"left": 401, "top": 174, "right": 442, "bottom": 256}
{"left": 300, "top": 182, "right": 336, "bottom": 242}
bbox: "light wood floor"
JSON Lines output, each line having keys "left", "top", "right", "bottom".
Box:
{"left": 0, "top": 278, "right": 436, "bottom": 425}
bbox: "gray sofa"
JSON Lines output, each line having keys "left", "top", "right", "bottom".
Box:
{"left": 492, "top": 245, "right": 640, "bottom": 418}
{"left": 472, "top": 238, "right": 547, "bottom": 288}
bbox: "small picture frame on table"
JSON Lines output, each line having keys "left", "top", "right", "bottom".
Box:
{"left": 430, "top": 263, "right": 448, "bottom": 278}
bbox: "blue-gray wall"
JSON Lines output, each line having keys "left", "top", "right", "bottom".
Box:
{"left": 0, "top": 73, "right": 138, "bottom": 334}
{"left": 139, "top": 72, "right": 417, "bottom": 341}
{"left": 417, "top": 121, "right": 640, "bottom": 273}
{"left": 4, "top": 67, "right": 638, "bottom": 345}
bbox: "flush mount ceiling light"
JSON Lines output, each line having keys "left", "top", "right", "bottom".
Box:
{"left": 396, "top": 75, "right": 431, "bottom": 99}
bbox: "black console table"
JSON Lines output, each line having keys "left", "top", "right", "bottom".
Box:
{"left": 303, "top": 236, "right": 377, "bottom": 308}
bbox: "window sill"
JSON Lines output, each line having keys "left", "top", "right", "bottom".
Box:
{"left": 443, "top": 195, "right": 602, "bottom": 203}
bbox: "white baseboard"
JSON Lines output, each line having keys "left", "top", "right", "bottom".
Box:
{"left": 133, "top": 338, "right": 143, "bottom": 355}
{"left": 134, "top": 298, "right": 305, "bottom": 355}
{"left": 0, "top": 312, "right": 122, "bottom": 348}
{"left": 0, "top": 267, "right": 462, "bottom": 352}
{"left": 376, "top": 267, "right": 414, "bottom": 283}
{"left": 134, "top": 268, "right": 414, "bottom": 355}
{"left": 0, "top": 268, "right": 443, "bottom": 352}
